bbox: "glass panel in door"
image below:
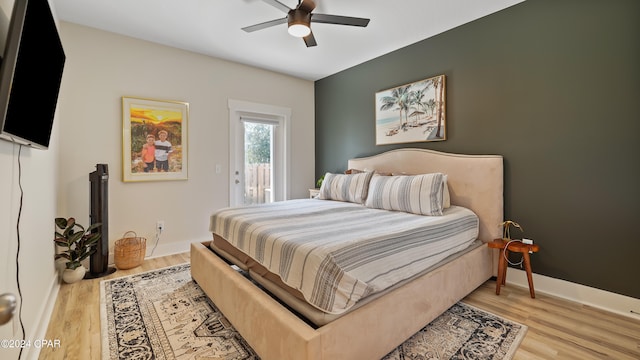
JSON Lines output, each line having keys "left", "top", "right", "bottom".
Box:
{"left": 242, "top": 121, "right": 274, "bottom": 205}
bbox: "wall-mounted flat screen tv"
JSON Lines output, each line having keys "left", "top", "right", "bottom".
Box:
{"left": 0, "top": 0, "right": 66, "bottom": 150}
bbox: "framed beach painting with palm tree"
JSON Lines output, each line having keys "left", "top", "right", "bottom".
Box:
{"left": 375, "top": 75, "right": 446, "bottom": 145}
{"left": 122, "top": 96, "right": 189, "bottom": 182}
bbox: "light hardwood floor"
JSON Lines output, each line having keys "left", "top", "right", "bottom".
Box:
{"left": 40, "top": 252, "right": 640, "bottom": 359}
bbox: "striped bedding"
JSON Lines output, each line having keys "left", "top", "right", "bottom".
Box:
{"left": 209, "top": 198, "right": 479, "bottom": 314}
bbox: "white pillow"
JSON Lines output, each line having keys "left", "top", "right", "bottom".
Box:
{"left": 318, "top": 171, "right": 374, "bottom": 204}
{"left": 365, "top": 173, "right": 446, "bottom": 216}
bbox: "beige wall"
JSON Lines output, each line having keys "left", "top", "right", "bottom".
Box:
{"left": 0, "top": 3, "right": 60, "bottom": 359}
{"left": 55, "top": 22, "right": 315, "bottom": 258}
{"left": 1, "top": 20, "right": 314, "bottom": 359}
{"left": 0, "top": 132, "right": 59, "bottom": 360}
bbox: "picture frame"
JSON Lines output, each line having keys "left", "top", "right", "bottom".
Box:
{"left": 375, "top": 74, "right": 446, "bottom": 145}
{"left": 122, "top": 97, "right": 189, "bottom": 182}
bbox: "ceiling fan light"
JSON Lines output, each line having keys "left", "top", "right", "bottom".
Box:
{"left": 288, "top": 23, "right": 311, "bottom": 37}
{"left": 288, "top": 10, "right": 311, "bottom": 37}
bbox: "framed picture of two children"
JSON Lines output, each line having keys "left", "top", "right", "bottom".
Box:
{"left": 122, "top": 96, "right": 189, "bottom": 182}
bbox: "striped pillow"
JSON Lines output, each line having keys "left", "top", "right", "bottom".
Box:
{"left": 393, "top": 172, "right": 451, "bottom": 208}
{"left": 318, "top": 171, "right": 374, "bottom": 204}
{"left": 365, "top": 173, "right": 446, "bottom": 216}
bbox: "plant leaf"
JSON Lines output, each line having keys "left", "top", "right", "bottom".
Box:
{"left": 55, "top": 218, "right": 68, "bottom": 229}
{"left": 55, "top": 253, "right": 70, "bottom": 260}
{"left": 78, "top": 248, "right": 96, "bottom": 262}
{"left": 86, "top": 223, "right": 102, "bottom": 232}
{"left": 69, "top": 231, "right": 84, "bottom": 243}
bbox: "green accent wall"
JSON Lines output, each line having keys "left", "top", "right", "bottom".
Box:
{"left": 314, "top": 0, "right": 640, "bottom": 299}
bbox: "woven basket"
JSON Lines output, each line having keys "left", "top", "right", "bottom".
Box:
{"left": 114, "top": 231, "right": 146, "bottom": 270}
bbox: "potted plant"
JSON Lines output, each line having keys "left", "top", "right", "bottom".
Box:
{"left": 54, "top": 217, "right": 101, "bottom": 283}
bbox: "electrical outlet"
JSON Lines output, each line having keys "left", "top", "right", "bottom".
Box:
{"left": 156, "top": 221, "right": 165, "bottom": 232}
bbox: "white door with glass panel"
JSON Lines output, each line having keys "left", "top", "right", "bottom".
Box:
{"left": 228, "top": 100, "right": 290, "bottom": 207}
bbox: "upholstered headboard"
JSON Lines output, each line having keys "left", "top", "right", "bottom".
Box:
{"left": 348, "top": 148, "right": 503, "bottom": 242}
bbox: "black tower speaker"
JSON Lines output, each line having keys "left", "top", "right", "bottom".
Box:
{"left": 86, "top": 164, "right": 116, "bottom": 278}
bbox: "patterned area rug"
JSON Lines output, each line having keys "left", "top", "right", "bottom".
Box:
{"left": 101, "top": 264, "right": 527, "bottom": 360}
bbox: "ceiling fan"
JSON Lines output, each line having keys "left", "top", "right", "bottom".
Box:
{"left": 242, "top": 0, "right": 370, "bottom": 47}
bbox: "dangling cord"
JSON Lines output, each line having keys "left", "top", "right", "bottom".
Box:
{"left": 16, "top": 144, "right": 26, "bottom": 359}
{"left": 503, "top": 239, "right": 524, "bottom": 267}
{"left": 148, "top": 227, "right": 161, "bottom": 258}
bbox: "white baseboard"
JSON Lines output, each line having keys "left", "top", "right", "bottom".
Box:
{"left": 108, "top": 240, "right": 193, "bottom": 265}
{"left": 505, "top": 268, "right": 640, "bottom": 320}
{"left": 143, "top": 240, "right": 192, "bottom": 260}
{"left": 23, "top": 275, "right": 61, "bottom": 360}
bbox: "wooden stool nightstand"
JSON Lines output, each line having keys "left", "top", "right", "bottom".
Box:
{"left": 488, "top": 239, "right": 540, "bottom": 298}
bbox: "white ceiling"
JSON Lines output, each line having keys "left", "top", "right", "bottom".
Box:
{"left": 51, "top": 0, "right": 524, "bottom": 81}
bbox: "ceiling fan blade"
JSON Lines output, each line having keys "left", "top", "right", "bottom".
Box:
{"left": 261, "top": 0, "right": 292, "bottom": 13}
{"left": 311, "top": 13, "right": 370, "bottom": 27}
{"left": 242, "top": 17, "right": 287, "bottom": 32}
{"left": 303, "top": 31, "right": 317, "bottom": 47}
{"left": 298, "top": 0, "right": 316, "bottom": 13}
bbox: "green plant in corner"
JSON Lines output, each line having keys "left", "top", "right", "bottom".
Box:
{"left": 499, "top": 220, "right": 523, "bottom": 240}
{"left": 316, "top": 174, "right": 325, "bottom": 189}
{"left": 54, "top": 217, "right": 101, "bottom": 270}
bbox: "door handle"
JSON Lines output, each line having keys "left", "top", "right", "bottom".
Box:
{"left": 0, "top": 293, "right": 17, "bottom": 325}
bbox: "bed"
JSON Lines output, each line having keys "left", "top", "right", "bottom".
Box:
{"left": 191, "top": 148, "right": 503, "bottom": 360}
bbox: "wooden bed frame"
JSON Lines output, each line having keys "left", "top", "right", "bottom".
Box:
{"left": 191, "top": 148, "right": 503, "bottom": 360}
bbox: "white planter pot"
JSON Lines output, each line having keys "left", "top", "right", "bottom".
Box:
{"left": 62, "top": 266, "right": 86, "bottom": 284}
